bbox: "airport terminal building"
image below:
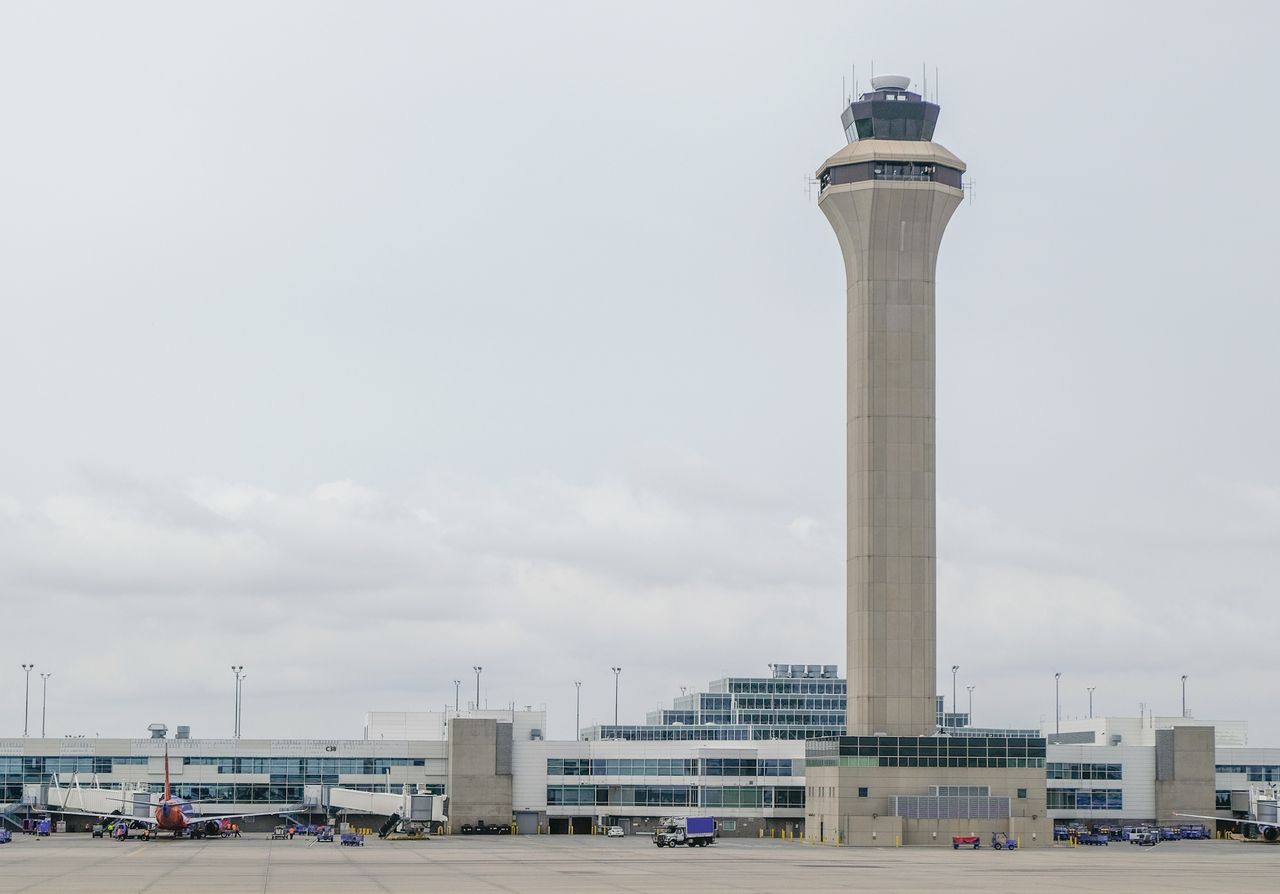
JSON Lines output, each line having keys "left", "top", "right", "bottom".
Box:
{"left": 2, "top": 663, "right": 1272, "bottom": 838}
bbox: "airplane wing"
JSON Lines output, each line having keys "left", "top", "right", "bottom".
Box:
{"left": 46, "top": 807, "right": 158, "bottom": 825}
{"left": 1173, "top": 811, "right": 1279, "bottom": 829}
{"left": 184, "top": 804, "right": 309, "bottom": 823}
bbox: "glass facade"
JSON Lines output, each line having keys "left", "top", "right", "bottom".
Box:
{"left": 589, "top": 664, "right": 847, "bottom": 742}
{"left": 0, "top": 755, "right": 429, "bottom": 806}
{"left": 547, "top": 784, "right": 803, "bottom": 808}
{"left": 1047, "top": 762, "right": 1122, "bottom": 781}
{"left": 1047, "top": 788, "right": 1123, "bottom": 811}
{"left": 806, "top": 736, "right": 1046, "bottom": 769}
{"left": 1216, "top": 764, "right": 1280, "bottom": 782}
{"left": 547, "top": 758, "right": 793, "bottom": 778}
{"left": 588, "top": 665, "right": 1031, "bottom": 742}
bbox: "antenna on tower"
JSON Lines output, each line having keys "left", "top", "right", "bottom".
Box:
{"left": 936, "top": 66, "right": 940, "bottom": 105}
{"left": 852, "top": 64, "right": 856, "bottom": 100}
{"left": 923, "top": 62, "right": 928, "bottom": 102}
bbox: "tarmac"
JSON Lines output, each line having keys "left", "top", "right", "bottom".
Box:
{"left": 0, "top": 833, "right": 1273, "bottom": 893}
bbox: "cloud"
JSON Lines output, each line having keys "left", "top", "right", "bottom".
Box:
{"left": 4, "top": 466, "right": 1277, "bottom": 744}
{"left": 0, "top": 465, "right": 844, "bottom": 740}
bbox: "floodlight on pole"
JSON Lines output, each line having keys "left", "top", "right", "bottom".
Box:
{"left": 574, "top": 681, "right": 582, "bottom": 740}
{"left": 1181, "top": 674, "right": 1188, "bottom": 718}
{"left": 951, "top": 665, "right": 959, "bottom": 726}
{"left": 473, "top": 667, "right": 482, "bottom": 711}
{"left": 21, "top": 665, "right": 34, "bottom": 738}
{"left": 966, "top": 684, "right": 974, "bottom": 726}
{"left": 611, "top": 668, "right": 622, "bottom": 727}
{"left": 231, "top": 666, "right": 244, "bottom": 738}
{"left": 40, "top": 673, "right": 51, "bottom": 738}
{"left": 1054, "top": 672, "right": 1062, "bottom": 736}
{"left": 1087, "top": 686, "right": 1095, "bottom": 719}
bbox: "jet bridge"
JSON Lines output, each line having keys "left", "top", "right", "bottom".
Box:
{"left": 44, "top": 776, "right": 152, "bottom": 817}
{"left": 324, "top": 787, "right": 440, "bottom": 824}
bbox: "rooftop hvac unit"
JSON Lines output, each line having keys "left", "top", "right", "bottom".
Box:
{"left": 147, "top": 724, "right": 168, "bottom": 739}
{"left": 529, "top": 728, "right": 543, "bottom": 740}
{"left": 1110, "top": 735, "right": 1122, "bottom": 746}
{"left": 176, "top": 726, "right": 190, "bottom": 739}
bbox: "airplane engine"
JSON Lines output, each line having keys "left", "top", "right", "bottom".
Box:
{"left": 200, "top": 821, "right": 223, "bottom": 838}
{"left": 1263, "top": 825, "right": 1279, "bottom": 842}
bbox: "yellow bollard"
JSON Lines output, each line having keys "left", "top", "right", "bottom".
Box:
{"left": 895, "top": 835, "right": 901, "bottom": 847}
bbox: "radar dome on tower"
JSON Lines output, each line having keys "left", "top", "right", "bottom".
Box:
{"left": 869, "top": 74, "right": 911, "bottom": 91}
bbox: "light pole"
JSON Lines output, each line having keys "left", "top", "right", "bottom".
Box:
{"left": 40, "top": 673, "right": 51, "bottom": 738}
{"left": 1087, "top": 686, "right": 1095, "bottom": 719}
{"left": 1054, "top": 672, "right": 1061, "bottom": 737}
{"left": 231, "top": 666, "right": 244, "bottom": 738}
{"left": 473, "top": 666, "right": 482, "bottom": 711}
{"left": 1181, "top": 674, "right": 1188, "bottom": 718}
{"left": 238, "top": 673, "right": 247, "bottom": 736}
{"left": 453, "top": 680, "right": 460, "bottom": 713}
{"left": 574, "top": 681, "right": 582, "bottom": 740}
{"left": 21, "top": 665, "right": 33, "bottom": 737}
{"left": 951, "top": 665, "right": 959, "bottom": 727}
{"left": 611, "top": 667, "right": 622, "bottom": 727}
{"left": 966, "top": 684, "right": 974, "bottom": 726}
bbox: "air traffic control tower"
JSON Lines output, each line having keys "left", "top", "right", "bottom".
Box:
{"left": 804, "top": 75, "right": 1049, "bottom": 847}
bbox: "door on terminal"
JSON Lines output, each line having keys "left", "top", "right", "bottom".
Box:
{"left": 570, "top": 816, "right": 592, "bottom": 835}
{"left": 515, "top": 811, "right": 539, "bottom": 835}
{"left": 549, "top": 817, "right": 570, "bottom": 834}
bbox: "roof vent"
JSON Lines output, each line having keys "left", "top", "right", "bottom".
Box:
{"left": 176, "top": 726, "right": 190, "bottom": 739}
{"left": 147, "top": 723, "right": 168, "bottom": 739}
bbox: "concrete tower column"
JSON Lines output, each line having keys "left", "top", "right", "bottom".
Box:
{"left": 815, "top": 74, "right": 966, "bottom": 738}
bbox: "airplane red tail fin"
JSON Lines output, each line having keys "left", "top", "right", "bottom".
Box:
{"left": 164, "top": 744, "right": 171, "bottom": 801}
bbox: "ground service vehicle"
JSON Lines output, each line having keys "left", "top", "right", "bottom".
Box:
{"left": 607, "top": 826, "right": 624, "bottom": 837}
{"left": 654, "top": 816, "right": 715, "bottom": 847}
{"left": 991, "top": 832, "right": 1017, "bottom": 850}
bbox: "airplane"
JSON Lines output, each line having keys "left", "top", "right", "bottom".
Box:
{"left": 1175, "top": 812, "right": 1280, "bottom": 842}
{"left": 50, "top": 746, "right": 303, "bottom": 839}
{"left": 1177, "top": 786, "right": 1280, "bottom": 842}
{"left": 1175, "top": 811, "right": 1279, "bottom": 841}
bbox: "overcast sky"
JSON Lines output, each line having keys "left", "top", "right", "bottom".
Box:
{"left": 2, "top": 1, "right": 1278, "bottom": 745}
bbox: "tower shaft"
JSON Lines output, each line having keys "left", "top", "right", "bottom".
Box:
{"left": 816, "top": 80, "right": 965, "bottom": 738}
